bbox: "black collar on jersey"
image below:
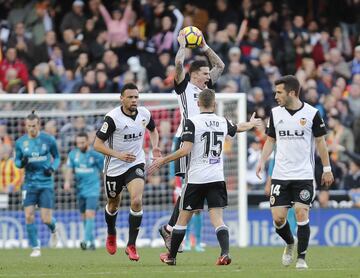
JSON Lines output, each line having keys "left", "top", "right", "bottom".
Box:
{"left": 285, "top": 102, "right": 304, "bottom": 116}
{"left": 121, "top": 106, "right": 138, "bottom": 120}
{"left": 200, "top": 112, "right": 215, "bottom": 114}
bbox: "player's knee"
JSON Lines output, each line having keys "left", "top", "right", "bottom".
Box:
{"left": 273, "top": 217, "right": 286, "bottom": 228}
{"left": 130, "top": 197, "right": 142, "bottom": 210}
{"left": 41, "top": 216, "right": 51, "bottom": 225}
{"left": 107, "top": 203, "right": 119, "bottom": 213}
{"left": 294, "top": 209, "right": 308, "bottom": 222}
{"left": 25, "top": 214, "right": 34, "bottom": 224}
{"left": 85, "top": 211, "right": 95, "bottom": 218}
{"left": 107, "top": 197, "right": 120, "bottom": 212}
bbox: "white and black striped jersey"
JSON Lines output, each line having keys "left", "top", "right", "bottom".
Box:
{"left": 96, "top": 106, "right": 155, "bottom": 177}
{"left": 266, "top": 102, "right": 327, "bottom": 180}
{"left": 174, "top": 74, "right": 213, "bottom": 137}
{"left": 182, "top": 113, "right": 237, "bottom": 184}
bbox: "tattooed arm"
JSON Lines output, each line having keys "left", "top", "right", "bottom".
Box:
{"left": 200, "top": 37, "right": 225, "bottom": 84}
{"left": 174, "top": 31, "right": 186, "bottom": 83}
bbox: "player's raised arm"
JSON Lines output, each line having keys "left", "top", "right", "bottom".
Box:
{"left": 200, "top": 35, "right": 225, "bottom": 84}
{"left": 174, "top": 30, "right": 186, "bottom": 84}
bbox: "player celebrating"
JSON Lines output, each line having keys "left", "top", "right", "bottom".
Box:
{"left": 64, "top": 132, "right": 104, "bottom": 250}
{"left": 159, "top": 27, "right": 225, "bottom": 251}
{"left": 149, "top": 89, "right": 262, "bottom": 265}
{"left": 93, "top": 83, "right": 161, "bottom": 261}
{"left": 15, "top": 111, "right": 60, "bottom": 257}
{"left": 256, "top": 75, "right": 334, "bottom": 269}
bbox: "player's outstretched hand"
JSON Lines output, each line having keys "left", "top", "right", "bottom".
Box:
{"left": 177, "top": 30, "right": 186, "bottom": 48}
{"left": 152, "top": 147, "right": 162, "bottom": 158}
{"left": 256, "top": 162, "right": 264, "bottom": 180}
{"left": 118, "top": 152, "right": 136, "bottom": 163}
{"left": 250, "top": 112, "right": 263, "bottom": 129}
{"left": 147, "top": 157, "right": 165, "bottom": 175}
{"left": 321, "top": 171, "right": 334, "bottom": 188}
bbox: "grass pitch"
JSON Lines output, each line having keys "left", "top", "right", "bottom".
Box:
{"left": 0, "top": 247, "right": 359, "bottom": 278}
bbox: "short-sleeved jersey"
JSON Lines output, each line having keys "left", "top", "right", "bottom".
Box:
{"left": 174, "top": 74, "right": 213, "bottom": 137}
{"left": 266, "top": 102, "right": 327, "bottom": 180}
{"left": 96, "top": 106, "right": 155, "bottom": 177}
{"left": 182, "top": 113, "right": 237, "bottom": 184}
{"left": 15, "top": 132, "right": 60, "bottom": 189}
{"left": 66, "top": 148, "right": 104, "bottom": 197}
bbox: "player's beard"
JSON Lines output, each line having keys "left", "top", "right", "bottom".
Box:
{"left": 129, "top": 105, "right": 137, "bottom": 112}
{"left": 276, "top": 98, "right": 285, "bottom": 107}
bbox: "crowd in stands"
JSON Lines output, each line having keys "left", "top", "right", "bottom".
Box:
{"left": 0, "top": 0, "right": 360, "bottom": 208}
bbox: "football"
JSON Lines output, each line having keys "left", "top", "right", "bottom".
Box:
{"left": 182, "top": 26, "right": 203, "bottom": 48}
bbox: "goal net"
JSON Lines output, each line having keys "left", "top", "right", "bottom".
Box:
{"left": 0, "top": 93, "right": 247, "bottom": 249}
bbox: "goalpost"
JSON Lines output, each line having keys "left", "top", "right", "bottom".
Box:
{"left": 0, "top": 93, "right": 247, "bottom": 248}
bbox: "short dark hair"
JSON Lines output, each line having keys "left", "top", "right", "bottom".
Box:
{"left": 76, "top": 131, "right": 88, "bottom": 138}
{"left": 120, "top": 83, "right": 138, "bottom": 95}
{"left": 274, "top": 75, "right": 300, "bottom": 96}
{"left": 189, "top": 60, "right": 209, "bottom": 75}
{"left": 26, "top": 110, "right": 40, "bottom": 122}
{"left": 199, "top": 89, "right": 215, "bottom": 108}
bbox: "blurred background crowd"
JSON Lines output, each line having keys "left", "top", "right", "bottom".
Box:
{"left": 0, "top": 0, "right": 360, "bottom": 208}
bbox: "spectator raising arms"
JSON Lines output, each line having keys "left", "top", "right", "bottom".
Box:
{"left": 99, "top": 0, "right": 133, "bottom": 48}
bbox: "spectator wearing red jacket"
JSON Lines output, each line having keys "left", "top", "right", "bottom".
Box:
{"left": 312, "top": 30, "right": 336, "bottom": 66}
{"left": 0, "top": 48, "right": 29, "bottom": 90}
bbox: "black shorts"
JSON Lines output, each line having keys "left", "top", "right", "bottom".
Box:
{"left": 174, "top": 137, "right": 188, "bottom": 177}
{"left": 104, "top": 163, "right": 145, "bottom": 199}
{"left": 269, "top": 179, "right": 315, "bottom": 207}
{"left": 180, "top": 181, "right": 228, "bottom": 211}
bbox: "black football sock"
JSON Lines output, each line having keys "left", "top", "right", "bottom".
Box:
{"left": 274, "top": 220, "right": 294, "bottom": 245}
{"left": 168, "top": 196, "right": 181, "bottom": 229}
{"left": 297, "top": 220, "right": 310, "bottom": 259}
{"left": 128, "top": 209, "right": 143, "bottom": 246}
{"left": 105, "top": 205, "right": 118, "bottom": 235}
{"left": 169, "top": 225, "right": 186, "bottom": 258}
{"left": 216, "top": 225, "right": 230, "bottom": 256}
